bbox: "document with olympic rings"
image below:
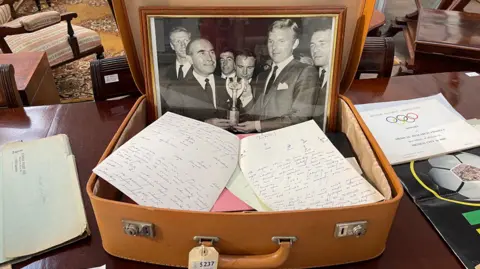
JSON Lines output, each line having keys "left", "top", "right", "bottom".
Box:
{"left": 359, "top": 99, "right": 480, "bottom": 165}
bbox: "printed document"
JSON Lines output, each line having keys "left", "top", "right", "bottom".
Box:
{"left": 1, "top": 134, "right": 88, "bottom": 262}
{"left": 359, "top": 98, "right": 480, "bottom": 165}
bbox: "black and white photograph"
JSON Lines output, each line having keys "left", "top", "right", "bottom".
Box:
{"left": 144, "top": 10, "right": 344, "bottom": 133}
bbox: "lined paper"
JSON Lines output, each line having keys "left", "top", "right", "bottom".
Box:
{"left": 93, "top": 112, "right": 239, "bottom": 211}
{"left": 240, "top": 120, "right": 384, "bottom": 211}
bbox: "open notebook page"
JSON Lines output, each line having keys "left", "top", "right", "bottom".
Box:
{"left": 1, "top": 134, "right": 87, "bottom": 258}
{"left": 239, "top": 120, "right": 384, "bottom": 211}
{"left": 93, "top": 112, "right": 239, "bottom": 211}
{"left": 226, "top": 165, "right": 271, "bottom": 212}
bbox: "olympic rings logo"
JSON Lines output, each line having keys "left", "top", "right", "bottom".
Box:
{"left": 386, "top": 113, "right": 419, "bottom": 124}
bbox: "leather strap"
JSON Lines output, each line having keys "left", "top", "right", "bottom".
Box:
{"left": 201, "top": 241, "right": 292, "bottom": 269}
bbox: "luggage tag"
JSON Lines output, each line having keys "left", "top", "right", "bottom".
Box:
{"left": 188, "top": 245, "right": 219, "bottom": 269}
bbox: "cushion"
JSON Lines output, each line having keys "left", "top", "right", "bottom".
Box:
{"left": 3, "top": 16, "right": 21, "bottom": 28}
{"left": 19, "top": 11, "right": 61, "bottom": 31}
{"left": 0, "top": 4, "right": 11, "bottom": 25}
{"left": 5, "top": 22, "right": 102, "bottom": 66}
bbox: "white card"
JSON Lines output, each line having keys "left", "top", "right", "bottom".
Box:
{"left": 465, "top": 72, "right": 479, "bottom": 77}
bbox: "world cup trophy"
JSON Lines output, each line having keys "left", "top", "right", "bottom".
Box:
{"left": 226, "top": 77, "right": 247, "bottom": 125}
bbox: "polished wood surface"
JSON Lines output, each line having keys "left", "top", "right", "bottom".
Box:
{"left": 0, "top": 64, "right": 23, "bottom": 108}
{"left": 0, "top": 52, "right": 60, "bottom": 106}
{"left": 0, "top": 72, "right": 471, "bottom": 268}
{"left": 402, "top": 8, "right": 480, "bottom": 74}
{"left": 346, "top": 72, "right": 480, "bottom": 120}
{"left": 382, "top": 0, "right": 470, "bottom": 37}
{"left": 368, "top": 10, "right": 386, "bottom": 36}
{"left": 416, "top": 9, "right": 480, "bottom": 53}
{"left": 0, "top": 52, "right": 44, "bottom": 92}
{"left": 0, "top": 97, "right": 147, "bottom": 269}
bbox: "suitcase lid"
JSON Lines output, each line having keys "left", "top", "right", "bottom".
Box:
{"left": 111, "top": 0, "right": 376, "bottom": 95}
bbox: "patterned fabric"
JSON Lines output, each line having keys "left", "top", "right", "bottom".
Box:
{"left": 5, "top": 22, "right": 101, "bottom": 66}
{"left": 20, "top": 11, "right": 61, "bottom": 31}
{"left": 3, "top": 17, "right": 21, "bottom": 28}
{"left": 0, "top": 4, "right": 11, "bottom": 25}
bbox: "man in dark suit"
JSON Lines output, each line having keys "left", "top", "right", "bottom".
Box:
{"left": 163, "top": 38, "right": 231, "bottom": 129}
{"left": 159, "top": 27, "right": 192, "bottom": 83}
{"left": 223, "top": 49, "right": 256, "bottom": 120}
{"left": 235, "top": 19, "right": 319, "bottom": 133}
{"left": 309, "top": 22, "right": 333, "bottom": 130}
{"left": 219, "top": 47, "right": 236, "bottom": 80}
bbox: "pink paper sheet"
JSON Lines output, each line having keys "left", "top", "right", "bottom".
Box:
{"left": 210, "top": 134, "right": 255, "bottom": 212}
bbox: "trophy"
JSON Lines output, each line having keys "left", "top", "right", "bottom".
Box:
{"left": 226, "top": 77, "right": 247, "bottom": 125}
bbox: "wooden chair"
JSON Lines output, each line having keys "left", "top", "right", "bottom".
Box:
{"left": 383, "top": 0, "right": 471, "bottom": 37}
{"left": 355, "top": 37, "right": 395, "bottom": 79}
{"left": 34, "top": 0, "right": 51, "bottom": 11}
{"left": 0, "top": 0, "right": 104, "bottom": 69}
{"left": 0, "top": 63, "right": 22, "bottom": 108}
{"left": 90, "top": 55, "right": 139, "bottom": 101}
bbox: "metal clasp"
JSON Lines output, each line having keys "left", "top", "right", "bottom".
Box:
{"left": 122, "top": 220, "right": 155, "bottom": 238}
{"left": 271, "top": 236, "right": 297, "bottom": 245}
{"left": 335, "top": 221, "right": 368, "bottom": 238}
{"left": 193, "top": 236, "right": 220, "bottom": 245}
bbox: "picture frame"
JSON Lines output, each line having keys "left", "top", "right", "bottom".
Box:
{"left": 140, "top": 6, "right": 345, "bottom": 133}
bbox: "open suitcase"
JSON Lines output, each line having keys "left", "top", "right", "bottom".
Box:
{"left": 87, "top": 0, "right": 404, "bottom": 268}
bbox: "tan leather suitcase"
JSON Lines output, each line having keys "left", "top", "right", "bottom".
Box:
{"left": 87, "top": 0, "right": 404, "bottom": 268}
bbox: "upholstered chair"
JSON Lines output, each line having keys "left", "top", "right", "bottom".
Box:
{"left": 0, "top": 0, "right": 104, "bottom": 68}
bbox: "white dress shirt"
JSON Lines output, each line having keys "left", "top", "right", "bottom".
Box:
{"left": 192, "top": 71, "right": 216, "bottom": 109}
{"left": 221, "top": 72, "right": 236, "bottom": 80}
{"left": 175, "top": 61, "right": 191, "bottom": 79}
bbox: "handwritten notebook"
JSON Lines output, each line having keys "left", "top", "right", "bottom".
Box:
{"left": 0, "top": 134, "right": 89, "bottom": 265}
{"left": 94, "top": 112, "right": 384, "bottom": 212}
{"left": 240, "top": 120, "right": 384, "bottom": 211}
{"left": 212, "top": 134, "right": 271, "bottom": 212}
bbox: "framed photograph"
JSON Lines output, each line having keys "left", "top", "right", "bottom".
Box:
{"left": 140, "top": 6, "right": 345, "bottom": 133}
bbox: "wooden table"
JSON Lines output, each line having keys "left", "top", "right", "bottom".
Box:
{"left": 0, "top": 52, "right": 60, "bottom": 106}
{"left": 403, "top": 8, "right": 480, "bottom": 74}
{"left": 1, "top": 72, "right": 475, "bottom": 268}
{"left": 368, "top": 10, "right": 386, "bottom": 36}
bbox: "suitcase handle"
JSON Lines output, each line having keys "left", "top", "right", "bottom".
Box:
{"left": 202, "top": 241, "right": 292, "bottom": 269}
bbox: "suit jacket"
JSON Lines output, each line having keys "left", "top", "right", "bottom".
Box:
{"left": 159, "top": 63, "right": 193, "bottom": 83}
{"left": 249, "top": 59, "right": 320, "bottom": 132}
{"left": 312, "top": 82, "right": 327, "bottom": 130}
{"left": 158, "top": 64, "right": 193, "bottom": 115}
{"left": 162, "top": 72, "right": 230, "bottom": 122}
